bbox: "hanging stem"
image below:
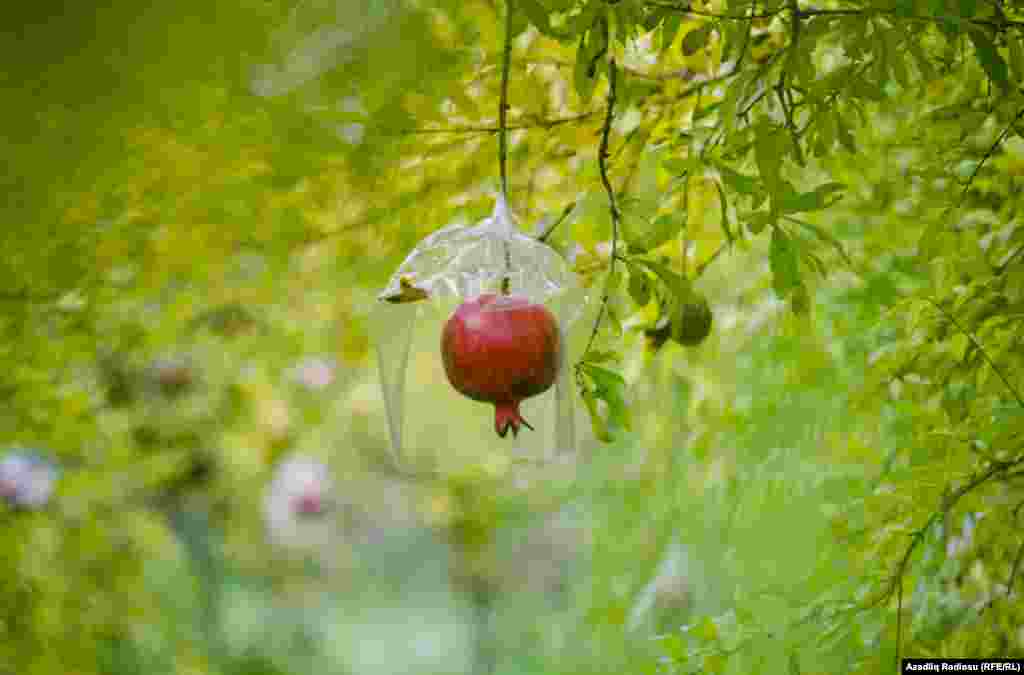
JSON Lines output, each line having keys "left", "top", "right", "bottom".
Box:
{"left": 499, "top": 0, "right": 514, "bottom": 295}
{"left": 581, "top": 21, "right": 619, "bottom": 358}
{"left": 499, "top": 0, "right": 513, "bottom": 200}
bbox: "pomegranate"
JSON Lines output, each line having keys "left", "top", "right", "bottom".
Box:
{"left": 671, "top": 293, "right": 713, "bottom": 346}
{"left": 441, "top": 294, "right": 561, "bottom": 438}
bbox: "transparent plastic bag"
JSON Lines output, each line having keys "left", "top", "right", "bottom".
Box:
{"left": 373, "top": 195, "right": 587, "bottom": 469}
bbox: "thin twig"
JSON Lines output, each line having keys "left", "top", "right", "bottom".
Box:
{"left": 581, "top": 25, "right": 620, "bottom": 359}
{"left": 513, "top": 57, "right": 695, "bottom": 82}
{"left": 499, "top": 0, "right": 513, "bottom": 199}
{"left": 778, "top": 0, "right": 805, "bottom": 166}
{"left": 536, "top": 201, "right": 576, "bottom": 243}
{"left": 1006, "top": 537, "right": 1024, "bottom": 599}
{"left": 961, "top": 106, "right": 1024, "bottom": 202}
{"left": 643, "top": 1, "right": 1024, "bottom": 31}
{"left": 666, "top": 65, "right": 744, "bottom": 103}
{"left": 736, "top": 50, "right": 786, "bottom": 118}
{"left": 738, "top": 86, "right": 769, "bottom": 119}
{"left": 868, "top": 455, "right": 1024, "bottom": 609}
{"left": 796, "top": 6, "right": 1024, "bottom": 31}
{"left": 644, "top": 1, "right": 776, "bottom": 20}
{"left": 694, "top": 242, "right": 728, "bottom": 278}
{"left": 388, "top": 112, "right": 597, "bottom": 136}
{"left": 498, "top": 0, "right": 515, "bottom": 295}
{"left": 733, "top": 4, "right": 755, "bottom": 70}
{"left": 925, "top": 297, "right": 1024, "bottom": 409}
{"left": 0, "top": 290, "right": 63, "bottom": 303}
{"left": 623, "top": 65, "right": 696, "bottom": 81}
{"left": 997, "top": 243, "right": 1024, "bottom": 275}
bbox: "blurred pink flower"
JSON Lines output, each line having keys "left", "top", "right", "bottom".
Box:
{"left": 263, "top": 454, "right": 335, "bottom": 551}
{"left": 0, "top": 450, "right": 58, "bottom": 510}
{"left": 292, "top": 356, "right": 336, "bottom": 391}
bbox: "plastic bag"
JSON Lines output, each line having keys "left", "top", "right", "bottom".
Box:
{"left": 373, "top": 195, "right": 587, "bottom": 469}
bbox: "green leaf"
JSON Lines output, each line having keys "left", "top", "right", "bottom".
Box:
{"left": 968, "top": 28, "right": 1010, "bottom": 93}
{"left": 579, "top": 363, "right": 632, "bottom": 434}
{"left": 872, "top": 26, "right": 889, "bottom": 89}
{"left": 814, "top": 105, "right": 835, "bottom": 157}
{"left": 893, "top": 0, "right": 916, "bottom": 16}
{"left": 625, "top": 214, "right": 682, "bottom": 253}
{"left": 681, "top": 24, "right": 713, "bottom": 56}
{"left": 573, "top": 18, "right": 607, "bottom": 103}
{"left": 613, "top": 0, "right": 645, "bottom": 44}
{"left": 957, "top": 0, "right": 977, "bottom": 18}
{"left": 779, "top": 182, "right": 846, "bottom": 214}
{"left": 885, "top": 31, "right": 910, "bottom": 89}
{"left": 1009, "top": 29, "right": 1024, "bottom": 84}
{"left": 628, "top": 267, "right": 651, "bottom": 307}
{"left": 801, "top": 248, "right": 828, "bottom": 278}
{"left": 632, "top": 258, "right": 693, "bottom": 305}
{"left": 642, "top": 6, "right": 667, "bottom": 31}
{"left": 918, "top": 220, "right": 956, "bottom": 262}
{"left": 714, "top": 180, "right": 735, "bottom": 243}
{"left": 851, "top": 76, "right": 885, "bottom": 101}
{"left": 663, "top": 157, "right": 696, "bottom": 175}
{"left": 928, "top": 101, "right": 978, "bottom": 121}
{"left": 755, "top": 122, "right": 788, "bottom": 196}
{"left": 746, "top": 211, "right": 776, "bottom": 235}
{"left": 574, "top": 32, "right": 598, "bottom": 103}
{"left": 791, "top": 281, "right": 811, "bottom": 315}
{"left": 606, "top": 301, "right": 624, "bottom": 336}
{"left": 582, "top": 349, "right": 621, "bottom": 364}
{"left": 834, "top": 109, "right": 856, "bottom": 153}
{"left": 696, "top": 615, "right": 719, "bottom": 642}
{"left": 716, "top": 164, "right": 760, "bottom": 195}
{"left": 509, "top": 7, "right": 530, "bottom": 36}
{"left": 906, "top": 35, "right": 936, "bottom": 80}
{"left": 581, "top": 387, "right": 612, "bottom": 442}
{"left": 692, "top": 100, "right": 723, "bottom": 122}
{"left": 789, "top": 217, "right": 855, "bottom": 269}
{"left": 518, "top": 0, "right": 566, "bottom": 39}
{"left": 770, "top": 226, "right": 801, "bottom": 297}
{"left": 719, "top": 19, "right": 742, "bottom": 63}
{"left": 566, "top": 0, "right": 601, "bottom": 35}
{"left": 602, "top": 266, "right": 626, "bottom": 337}
{"left": 661, "top": 13, "right": 683, "bottom": 53}
{"left": 930, "top": 0, "right": 962, "bottom": 37}
{"left": 717, "top": 71, "right": 744, "bottom": 138}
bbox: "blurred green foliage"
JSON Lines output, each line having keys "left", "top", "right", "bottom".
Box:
{"left": 2, "top": 0, "right": 1024, "bottom": 673}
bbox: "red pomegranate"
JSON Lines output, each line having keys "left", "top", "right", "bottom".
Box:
{"left": 441, "top": 293, "right": 561, "bottom": 438}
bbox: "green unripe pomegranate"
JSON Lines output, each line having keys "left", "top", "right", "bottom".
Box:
{"left": 671, "top": 292, "right": 713, "bottom": 346}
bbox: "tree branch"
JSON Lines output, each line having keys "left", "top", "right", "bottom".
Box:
{"left": 778, "top": 0, "right": 805, "bottom": 166}
{"left": 1006, "top": 537, "right": 1024, "bottom": 599}
{"left": 961, "top": 106, "right": 1024, "bottom": 203}
{"left": 581, "top": 27, "right": 621, "bottom": 360}
{"left": 535, "top": 201, "right": 576, "bottom": 243}
{"left": 868, "top": 454, "right": 1024, "bottom": 611}
{"left": 499, "top": 0, "right": 513, "bottom": 199}
{"left": 0, "top": 290, "right": 63, "bottom": 303}
{"left": 386, "top": 112, "right": 598, "bottom": 136}
{"left": 643, "top": 1, "right": 1024, "bottom": 31}
{"left": 644, "top": 1, "right": 777, "bottom": 20}
{"left": 925, "top": 297, "right": 1024, "bottom": 410}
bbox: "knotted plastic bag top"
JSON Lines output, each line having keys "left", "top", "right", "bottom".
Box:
{"left": 372, "top": 194, "right": 587, "bottom": 467}
{"left": 378, "top": 194, "right": 582, "bottom": 312}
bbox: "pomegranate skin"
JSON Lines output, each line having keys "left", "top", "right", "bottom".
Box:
{"left": 441, "top": 294, "right": 561, "bottom": 438}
